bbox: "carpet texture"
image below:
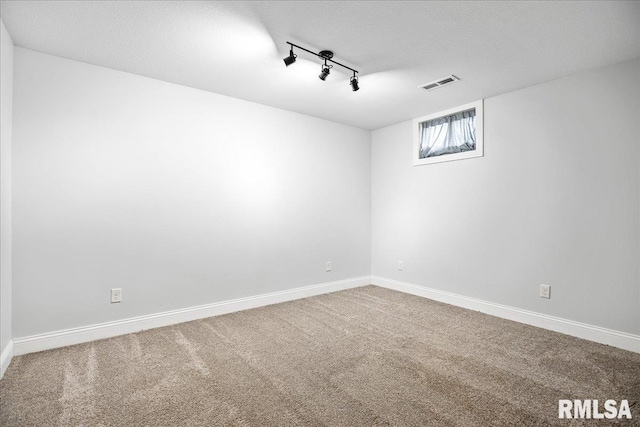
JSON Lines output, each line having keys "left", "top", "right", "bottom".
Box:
{"left": 1, "top": 285, "right": 639, "bottom": 426}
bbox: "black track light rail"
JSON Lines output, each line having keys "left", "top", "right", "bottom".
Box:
{"left": 286, "top": 42, "right": 359, "bottom": 75}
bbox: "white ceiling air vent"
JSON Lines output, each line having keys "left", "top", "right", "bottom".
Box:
{"left": 419, "top": 75, "right": 460, "bottom": 91}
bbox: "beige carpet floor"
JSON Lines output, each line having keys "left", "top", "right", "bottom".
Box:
{"left": 1, "top": 285, "right": 639, "bottom": 426}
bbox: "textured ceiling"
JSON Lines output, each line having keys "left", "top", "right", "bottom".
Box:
{"left": 1, "top": 1, "right": 639, "bottom": 130}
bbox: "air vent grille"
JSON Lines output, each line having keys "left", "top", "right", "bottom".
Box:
{"left": 419, "top": 75, "right": 459, "bottom": 91}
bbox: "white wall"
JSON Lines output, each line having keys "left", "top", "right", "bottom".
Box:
{"left": 9, "top": 45, "right": 639, "bottom": 346}
{"left": 372, "top": 58, "right": 640, "bottom": 335}
{"left": 12, "top": 48, "right": 371, "bottom": 338}
{"left": 0, "top": 20, "right": 14, "bottom": 368}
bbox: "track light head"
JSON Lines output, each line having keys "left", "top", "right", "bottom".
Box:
{"left": 350, "top": 75, "right": 360, "bottom": 92}
{"left": 319, "top": 60, "right": 331, "bottom": 81}
{"left": 283, "top": 48, "right": 297, "bottom": 67}
{"left": 319, "top": 66, "right": 331, "bottom": 81}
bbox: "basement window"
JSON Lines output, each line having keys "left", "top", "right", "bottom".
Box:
{"left": 413, "top": 100, "right": 483, "bottom": 166}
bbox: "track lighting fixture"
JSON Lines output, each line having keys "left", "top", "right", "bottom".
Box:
{"left": 283, "top": 41, "right": 360, "bottom": 91}
{"left": 283, "top": 48, "right": 297, "bottom": 67}
{"left": 350, "top": 73, "right": 359, "bottom": 92}
{"left": 319, "top": 60, "right": 331, "bottom": 81}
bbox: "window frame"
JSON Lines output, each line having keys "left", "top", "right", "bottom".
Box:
{"left": 412, "top": 100, "right": 484, "bottom": 166}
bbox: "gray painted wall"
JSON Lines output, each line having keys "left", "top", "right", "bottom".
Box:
{"left": 12, "top": 48, "right": 371, "bottom": 338}
{"left": 0, "top": 20, "right": 14, "bottom": 357}
{"left": 372, "top": 58, "right": 640, "bottom": 335}
{"left": 8, "top": 47, "right": 639, "bottom": 341}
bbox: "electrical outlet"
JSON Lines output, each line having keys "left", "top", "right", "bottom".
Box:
{"left": 540, "top": 284, "right": 550, "bottom": 299}
{"left": 111, "top": 288, "right": 122, "bottom": 303}
{"left": 326, "top": 261, "right": 331, "bottom": 272}
{"left": 398, "top": 261, "right": 403, "bottom": 271}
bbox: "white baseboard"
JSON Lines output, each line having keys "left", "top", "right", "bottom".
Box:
{"left": 12, "top": 275, "right": 639, "bottom": 357}
{"left": 13, "top": 276, "right": 371, "bottom": 356}
{"left": 372, "top": 276, "right": 640, "bottom": 354}
{"left": 1, "top": 340, "right": 13, "bottom": 379}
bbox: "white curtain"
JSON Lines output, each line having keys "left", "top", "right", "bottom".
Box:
{"left": 419, "top": 109, "right": 476, "bottom": 158}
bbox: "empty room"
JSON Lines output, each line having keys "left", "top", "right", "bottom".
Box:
{"left": 0, "top": 1, "right": 639, "bottom": 425}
